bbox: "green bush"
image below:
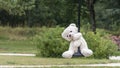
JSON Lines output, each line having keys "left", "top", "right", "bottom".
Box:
{"left": 83, "top": 32, "right": 117, "bottom": 59}
{"left": 33, "top": 27, "right": 68, "bottom": 57}
{"left": 33, "top": 27, "right": 117, "bottom": 58}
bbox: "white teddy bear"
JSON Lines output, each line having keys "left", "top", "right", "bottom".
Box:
{"left": 61, "top": 23, "right": 93, "bottom": 58}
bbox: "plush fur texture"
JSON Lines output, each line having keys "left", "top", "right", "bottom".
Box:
{"left": 62, "top": 23, "right": 93, "bottom": 58}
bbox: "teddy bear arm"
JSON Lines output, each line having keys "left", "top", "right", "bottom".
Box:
{"left": 73, "top": 33, "right": 82, "bottom": 40}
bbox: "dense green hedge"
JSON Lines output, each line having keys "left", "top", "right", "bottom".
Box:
{"left": 33, "top": 27, "right": 69, "bottom": 57}
{"left": 83, "top": 32, "right": 117, "bottom": 59}
{"left": 33, "top": 27, "right": 117, "bottom": 59}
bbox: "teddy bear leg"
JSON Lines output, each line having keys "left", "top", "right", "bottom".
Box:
{"left": 81, "top": 49, "right": 93, "bottom": 57}
{"left": 62, "top": 50, "right": 74, "bottom": 58}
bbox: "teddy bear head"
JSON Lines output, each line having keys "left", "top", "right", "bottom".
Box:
{"left": 61, "top": 23, "right": 78, "bottom": 41}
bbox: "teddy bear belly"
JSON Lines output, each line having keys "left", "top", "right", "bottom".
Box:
{"left": 69, "top": 41, "right": 80, "bottom": 52}
{"left": 73, "top": 40, "right": 81, "bottom": 47}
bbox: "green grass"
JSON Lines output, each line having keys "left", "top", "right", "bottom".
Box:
{"left": 0, "top": 27, "right": 38, "bottom": 53}
{"left": 0, "top": 27, "right": 120, "bottom": 67}
{"left": 0, "top": 40, "right": 36, "bottom": 53}
{"left": 0, "top": 56, "right": 120, "bottom": 65}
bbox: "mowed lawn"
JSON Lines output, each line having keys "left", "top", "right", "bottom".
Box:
{"left": 0, "top": 39, "right": 120, "bottom": 66}
{"left": 0, "top": 27, "right": 120, "bottom": 67}
{"left": 0, "top": 39, "right": 119, "bottom": 65}
{"left": 0, "top": 40, "right": 36, "bottom": 53}
{"left": 0, "top": 56, "right": 120, "bottom": 65}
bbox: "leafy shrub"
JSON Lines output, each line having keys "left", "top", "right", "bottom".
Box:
{"left": 33, "top": 27, "right": 68, "bottom": 57}
{"left": 33, "top": 27, "right": 117, "bottom": 58}
{"left": 83, "top": 32, "right": 117, "bottom": 59}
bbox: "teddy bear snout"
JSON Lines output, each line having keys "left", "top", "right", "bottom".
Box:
{"left": 67, "top": 34, "right": 72, "bottom": 38}
{"left": 69, "top": 34, "right": 71, "bottom": 37}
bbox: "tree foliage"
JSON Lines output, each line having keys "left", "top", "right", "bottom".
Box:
{"left": 95, "top": 0, "right": 120, "bottom": 31}
{"left": 0, "top": 0, "right": 119, "bottom": 31}
{"left": 0, "top": 0, "right": 35, "bottom": 15}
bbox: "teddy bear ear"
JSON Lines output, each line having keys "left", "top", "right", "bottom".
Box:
{"left": 69, "top": 23, "right": 76, "bottom": 27}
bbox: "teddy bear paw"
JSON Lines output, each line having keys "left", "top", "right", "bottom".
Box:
{"left": 62, "top": 51, "right": 73, "bottom": 58}
{"left": 81, "top": 49, "right": 93, "bottom": 57}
